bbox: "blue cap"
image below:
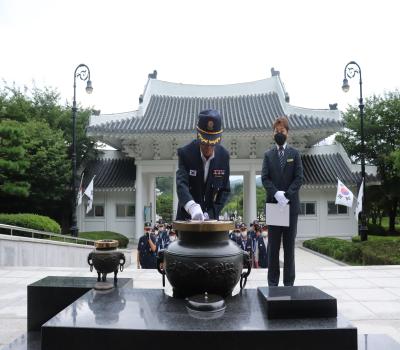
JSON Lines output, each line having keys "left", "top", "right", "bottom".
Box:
{"left": 197, "top": 109, "right": 223, "bottom": 145}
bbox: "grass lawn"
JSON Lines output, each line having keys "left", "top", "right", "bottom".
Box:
{"left": 303, "top": 235, "right": 400, "bottom": 265}
{"left": 377, "top": 217, "right": 400, "bottom": 231}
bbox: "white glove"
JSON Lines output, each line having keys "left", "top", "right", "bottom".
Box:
{"left": 274, "top": 191, "right": 289, "bottom": 207}
{"left": 203, "top": 212, "right": 209, "bottom": 220}
{"left": 188, "top": 203, "right": 204, "bottom": 221}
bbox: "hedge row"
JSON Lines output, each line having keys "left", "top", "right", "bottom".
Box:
{"left": 303, "top": 236, "right": 400, "bottom": 265}
{"left": 0, "top": 213, "right": 61, "bottom": 234}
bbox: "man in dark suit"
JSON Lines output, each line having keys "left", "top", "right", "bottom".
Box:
{"left": 176, "top": 109, "right": 230, "bottom": 221}
{"left": 261, "top": 116, "right": 303, "bottom": 286}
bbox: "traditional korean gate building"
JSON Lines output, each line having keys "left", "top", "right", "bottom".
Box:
{"left": 79, "top": 69, "right": 377, "bottom": 241}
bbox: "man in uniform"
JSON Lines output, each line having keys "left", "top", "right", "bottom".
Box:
{"left": 137, "top": 222, "right": 157, "bottom": 269}
{"left": 176, "top": 109, "right": 230, "bottom": 221}
{"left": 229, "top": 223, "right": 241, "bottom": 242}
{"left": 156, "top": 221, "right": 169, "bottom": 252}
{"left": 261, "top": 116, "right": 303, "bottom": 286}
{"left": 255, "top": 224, "right": 269, "bottom": 268}
{"left": 237, "top": 223, "right": 252, "bottom": 255}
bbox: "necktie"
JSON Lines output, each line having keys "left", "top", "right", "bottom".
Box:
{"left": 279, "top": 146, "right": 285, "bottom": 169}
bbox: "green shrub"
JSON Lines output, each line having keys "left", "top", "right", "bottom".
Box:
{"left": 79, "top": 231, "right": 129, "bottom": 248}
{"left": 0, "top": 213, "right": 61, "bottom": 233}
{"left": 303, "top": 237, "right": 361, "bottom": 264}
{"left": 304, "top": 236, "right": 400, "bottom": 265}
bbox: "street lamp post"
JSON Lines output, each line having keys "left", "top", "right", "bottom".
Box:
{"left": 71, "top": 64, "right": 93, "bottom": 237}
{"left": 342, "top": 61, "right": 368, "bottom": 241}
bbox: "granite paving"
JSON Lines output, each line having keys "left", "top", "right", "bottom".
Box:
{"left": 0, "top": 245, "right": 399, "bottom": 347}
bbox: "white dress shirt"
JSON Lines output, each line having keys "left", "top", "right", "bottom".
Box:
{"left": 184, "top": 149, "right": 215, "bottom": 212}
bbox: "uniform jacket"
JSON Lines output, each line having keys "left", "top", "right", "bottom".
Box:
{"left": 236, "top": 236, "right": 253, "bottom": 254}
{"left": 261, "top": 145, "right": 303, "bottom": 215}
{"left": 176, "top": 140, "right": 230, "bottom": 220}
{"left": 137, "top": 234, "right": 157, "bottom": 268}
{"left": 256, "top": 236, "right": 268, "bottom": 268}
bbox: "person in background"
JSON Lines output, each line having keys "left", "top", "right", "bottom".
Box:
{"left": 168, "top": 229, "right": 177, "bottom": 246}
{"left": 248, "top": 220, "right": 260, "bottom": 241}
{"left": 261, "top": 116, "right": 303, "bottom": 286}
{"left": 251, "top": 226, "right": 261, "bottom": 268}
{"left": 256, "top": 224, "right": 269, "bottom": 268}
{"left": 229, "top": 223, "right": 240, "bottom": 242}
{"left": 237, "top": 223, "right": 252, "bottom": 257}
{"left": 156, "top": 221, "right": 169, "bottom": 251}
{"left": 137, "top": 222, "right": 157, "bottom": 269}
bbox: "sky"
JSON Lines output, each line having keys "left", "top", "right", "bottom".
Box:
{"left": 0, "top": 0, "right": 399, "bottom": 115}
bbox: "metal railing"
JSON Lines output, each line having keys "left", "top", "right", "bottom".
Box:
{"left": 0, "top": 223, "right": 96, "bottom": 246}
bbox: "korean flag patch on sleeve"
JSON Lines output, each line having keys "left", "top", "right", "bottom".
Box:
{"left": 189, "top": 170, "right": 197, "bottom": 176}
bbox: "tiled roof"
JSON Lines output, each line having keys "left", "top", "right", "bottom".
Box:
{"left": 82, "top": 158, "right": 136, "bottom": 190}
{"left": 87, "top": 93, "right": 342, "bottom": 134}
{"left": 302, "top": 153, "right": 358, "bottom": 186}
{"left": 80, "top": 152, "right": 376, "bottom": 191}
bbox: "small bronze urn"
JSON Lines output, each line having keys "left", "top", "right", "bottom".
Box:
{"left": 157, "top": 221, "right": 251, "bottom": 299}
{"left": 87, "top": 240, "right": 126, "bottom": 287}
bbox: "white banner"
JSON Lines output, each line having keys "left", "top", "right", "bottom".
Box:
{"left": 77, "top": 172, "right": 84, "bottom": 207}
{"left": 355, "top": 180, "right": 364, "bottom": 221}
{"left": 84, "top": 176, "right": 95, "bottom": 214}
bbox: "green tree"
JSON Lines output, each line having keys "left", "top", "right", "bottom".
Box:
{"left": 336, "top": 91, "right": 400, "bottom": 233}
{"left": 0, "top": 84, "right": 98, "bottom": 231}
{"left": 0, "top": 119, "right": 30, "bottom": 196}
{"left": 156, "top": 177, "right": 173, "bottom": 195}
{"left": 22, "top": 120, "right": 71, "bottom": 208}
{"left": 157, "top": 193, "right": 173, "bottom": 222}
{"left": 256, "top": 186, "right": 267, "bottom": 221}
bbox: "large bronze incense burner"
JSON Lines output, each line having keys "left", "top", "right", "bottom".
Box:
{"left": 157, "top": 221, "right": 251, "bottom": 298}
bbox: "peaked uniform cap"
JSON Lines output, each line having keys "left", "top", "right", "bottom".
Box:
{"left": 196, "top": 109, "right": 223, "bottom": 145}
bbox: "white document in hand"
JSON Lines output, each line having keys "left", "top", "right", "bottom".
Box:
{"left": 265, "top": 203, "right": 290, "bottom": 227}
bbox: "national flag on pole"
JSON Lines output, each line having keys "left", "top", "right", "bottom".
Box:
{"left": 335, "top": 178, "right": 354, "bottom": 208}
{"left": 355, "top": 180, "right": 364, "bottom": 221}
{"left": 77, "top": 172, "right": 84, "bottom": 207}
{"left": 84, "top": 176, "right": 95, "bottom": 214}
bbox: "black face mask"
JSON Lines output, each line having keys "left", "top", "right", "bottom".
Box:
{"left": 274, "top": 132, "right": 286, "bottom": 146}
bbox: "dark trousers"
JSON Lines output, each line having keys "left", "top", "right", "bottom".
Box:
{"left": 267, "top": 215, "right": 298, "bottom": 286}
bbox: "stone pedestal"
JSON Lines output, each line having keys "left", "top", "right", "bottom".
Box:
{"left": 41, "top": 288, "right": 357, "bottom": 350}
{"left": 258, "top": 285, "right": 337, "bottom": 319}
{"left": 27, "top": 276, "right": 132, "bottom": 331}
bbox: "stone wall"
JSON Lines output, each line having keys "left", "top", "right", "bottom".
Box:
{"left": 0, "top": 234, "right": 132, "bottom": 267}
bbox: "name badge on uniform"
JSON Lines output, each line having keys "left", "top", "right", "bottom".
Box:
{"left": 287, "top": 158, "right": 294, "bottom": 163}
{"left": 189, "top": 170, "right": 197, "bottom": 176}
{"left": 213, "top": 169, "right": 225, "bottom": 177}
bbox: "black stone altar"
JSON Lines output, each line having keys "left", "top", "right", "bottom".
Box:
{"left": 27, "top": 276, "right": 132, "bottom": 331}
{"left": 5, "top": 332, "right": 400, "bottom": 350}
{"left": 41, "top": 288, "right": 357, "bottom": 350}
{"left": 258, "top": 285, "right": 337, "bottom": 319}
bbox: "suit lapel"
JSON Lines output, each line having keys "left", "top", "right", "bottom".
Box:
{"left": 205, "top": 151, "right": 217, "bottom": 194}
{"left": 273, "top": 148, "right": 281, "bottom": 173}
{"left": 281, "top": 146, "right": 292, "bottom": 171}
{"left": 194, "top": 142, "right": 204, "bottom": 182}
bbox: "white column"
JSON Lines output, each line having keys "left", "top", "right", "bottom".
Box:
{"left": 248, "top": 165, "right": 257, "bottom": 224}
{"left": 172, "top": 164, "right": 178, "bottom": 221}
{"left": 243, "top": 172, "right": 249, "bottom": 225}
{"left": 148, "top": 174, "right": 156, "bottom": 225}
{"left": 135, "top": 164, "right": 143, "bottom": 241}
